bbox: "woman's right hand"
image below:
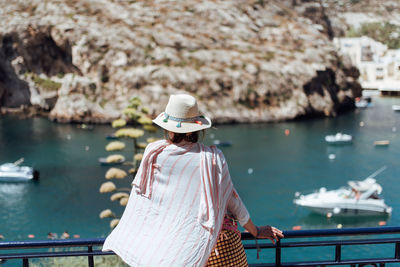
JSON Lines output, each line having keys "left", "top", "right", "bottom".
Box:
{"left": 256, "top": 225, "right": 284, "bottom": 244}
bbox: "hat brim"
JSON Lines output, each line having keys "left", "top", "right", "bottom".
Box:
{"left": 152, "top": 112, "right": 212, "bottom": 133}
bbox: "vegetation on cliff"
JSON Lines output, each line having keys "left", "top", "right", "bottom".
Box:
{"left": 347, "top": 22, "right": 400, "bottom": 49}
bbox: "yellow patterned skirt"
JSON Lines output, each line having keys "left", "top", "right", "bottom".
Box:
{"left": 206, "top": 229, "right": 248, "bottom": 267}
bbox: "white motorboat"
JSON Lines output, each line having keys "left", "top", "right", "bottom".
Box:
{"left": 392, "top": 105, "right": 400, "bottom": 112}
{"left": 325, "top": 133, "right": 352, "bottom": 144}
{"left": 213, "top": 140, "right": 232, "bottom": 147}
{"left": 0, "top": 158, "right": 39, "bottom": 182}
{"left": 355, "top": 96, "right": 372, "bottom": 109}
{"left": 355, "top": 99, "right": 368, "bottom": 108}
{"left": 294, "top": 166, "right": 392, "bottom": 216}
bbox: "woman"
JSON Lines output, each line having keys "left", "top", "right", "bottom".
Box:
{"left": 103, "top": 94, "right": 283, "bottom": 266}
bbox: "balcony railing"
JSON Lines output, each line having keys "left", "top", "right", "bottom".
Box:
{"left": 1, "top": 226, "right": 400, "bottom": 266}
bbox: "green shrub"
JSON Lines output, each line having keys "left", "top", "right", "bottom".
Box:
{"left": 347, "top": 22, "right": 400, "bottom": 49}
{"left": 32, "top": 74, "right": 62, "bottom": 91}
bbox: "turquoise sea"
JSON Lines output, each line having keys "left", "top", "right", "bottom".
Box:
{"left": 0, "top": 96, "right": 399, "bottom": 265}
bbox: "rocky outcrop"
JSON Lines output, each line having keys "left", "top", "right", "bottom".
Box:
{"left": 1, "top": 0, "right": 394, "bottom": 123}
{"left": 0, "top": 36, "right": 31, "bottom": 108}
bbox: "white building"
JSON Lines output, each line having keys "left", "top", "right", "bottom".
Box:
{"left": 334, "top": 36, "right": 400, "bottom": 95}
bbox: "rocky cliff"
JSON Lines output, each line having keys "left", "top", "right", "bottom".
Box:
{"left": 1, "top": 0, "right": 396, "bottom": 123}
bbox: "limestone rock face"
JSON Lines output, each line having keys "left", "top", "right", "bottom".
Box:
{"left": 0, "top": 0, "right": 395, "bottom": 123}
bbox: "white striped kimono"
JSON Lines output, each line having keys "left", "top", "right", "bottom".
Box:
{"left": 103, "top": 139, "right": 249, "bottom": 267}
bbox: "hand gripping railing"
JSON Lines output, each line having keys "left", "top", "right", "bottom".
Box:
{"left": 1, "top": 226, "right": 400, "bottom": 266}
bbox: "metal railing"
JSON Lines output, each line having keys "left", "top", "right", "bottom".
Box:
{"left": 242, "top": 226, "right": 400, "bottom": 266}
{"left": 1, "top": 226, "right": 400, "bottom": 266}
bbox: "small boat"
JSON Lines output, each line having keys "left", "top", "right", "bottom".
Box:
{"left": 355, "top": 96, "right": 373, "bottom": 109}
{"left": 98, "top": 155, "right": 125, "bottom": 166}
{"left": 325, "top": 133, "right": 352, "bottom": 144}
{"left": 106, "top": 134, "right": 119, "bottom": 140}
{"left": 374, "top": 140, "right": 390, "bottom": 146}
{"left": 213, "top": 140, "right": 232, "bottom": 147}
{"left": 0, "top": 158, "right": 39, "bottom": 182}
{"left": 392, "top": 105, "right": 400, "bottom": 112}
{"left": 77, "top": 124, "right": 94, "bottom": 130}
{"left": 294, "top": 166, "right": 391, "bottom": 217}
{"left": 355, "top": 99, "right": 368, "bottom": 108}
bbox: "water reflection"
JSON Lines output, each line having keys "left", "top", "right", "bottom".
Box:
{"left": 297, "top": 213, "right": 389, "bottom": 229}
{"left": 0, "top": 183, "right": 30, "bottom": 209}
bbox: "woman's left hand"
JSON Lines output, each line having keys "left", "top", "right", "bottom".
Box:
{"left": 256, "top": 225, "right": 284, "bottom": 244}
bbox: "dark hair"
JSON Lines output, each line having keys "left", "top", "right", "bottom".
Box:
{"left": 166, "top": 130, "right": 205, "bottom": 144}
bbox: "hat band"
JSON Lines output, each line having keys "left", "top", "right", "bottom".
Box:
{"left": 163, "top": 112, "right": 204, "bottom": 128}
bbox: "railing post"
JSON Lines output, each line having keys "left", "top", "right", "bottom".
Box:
{"left": 88, "top": 245, "right": 94, "bottom": 267}
{"left": 395, "top": 242, "right": 400, "bottom": 259}
{"left": 335, "top": 245, "right": 341, "bottom": 263}
{"left": 275, "top": 239, "right": 281, "bottom": 266}
{"left": 23, "top": 258, "right": 29, "bottom": 267}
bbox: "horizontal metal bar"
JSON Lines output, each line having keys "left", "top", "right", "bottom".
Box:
{"left": 283, "top": 226, "right": 400, "bottom": 238}
{"left": 0, "top": 250, "right": 114, "bottom": 260}
{"left": 241, "top": 226, "right": 400, "bottom": 240}
{"left": 243, "top": 237, "right": 400, "bottom": 250}
{"left": 250, "top": 257, "right": 399, "bottom": 267}
{"left": 0, "top": 238, "right": 105, "bottom": 249}
{"left": 272, "top": 257, "right": 399, "bottom": 266}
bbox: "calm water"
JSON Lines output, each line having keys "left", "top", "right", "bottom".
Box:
{"left": 0, "top": 96, "right": 399, "bottom": 265}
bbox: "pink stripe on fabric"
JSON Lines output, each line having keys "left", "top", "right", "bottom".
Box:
{"left": 140, "top": 145, "right": 167, "bottom": 198}
{"left": 138, "top": 152, "right": 197, "bottom": 264}
{"left": 204, "top": 148, "right": 215, "bottom": 214}
{"left": 113, "top": 141, "right": 161, "bottom": 255}
{"left": 156, "top": 143, "right": 194, "bottom": 206}
{"left": 200, "top": 153, "right": 210, "bottom": 224}
{"left": 212, "top": 148, "right": 220, "bottom": 214}
{"left": 132, "top": 141, "right": 166, "bottom": 191}
{"left": 167, "top": 174, "right": 202, "bottom": 267}
{"left": 221, "top": 172, "right": 230, "bottom": 198}
{"left": 165, "top": 165, "right": 200, "bottom": 235}
{"left": 121, "top": 143, "right": 181, "bottom": 252}
{"left": 126, "top": 144, "right": 194, "bottom": 262}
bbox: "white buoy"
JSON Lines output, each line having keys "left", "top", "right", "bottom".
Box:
{"left": 248, "top": 168, "right": 253, "bottom": 174}
{"left": 333, "top": 207, "right": 341, "bottom": 214}
{"left": 328, "top": 154, "right": 336, "bottom": 160}
{"left": 359, "top": 121, "right": 365, "bottom": 127}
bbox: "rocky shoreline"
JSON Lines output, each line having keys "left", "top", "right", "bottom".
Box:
{"left": 0, "top": 0, "right": 398, "bottom": 124}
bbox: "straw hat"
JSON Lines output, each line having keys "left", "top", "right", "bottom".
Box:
{"left": 152, "top": 94, "right": 211, "bottom": 133}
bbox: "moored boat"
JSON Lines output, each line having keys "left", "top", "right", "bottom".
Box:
{"left": 374, "top": 140, "right": 390, "bottom": 146}
{"left": 0, "top": 158, "right": 39, "bottom": 182}
{"left": 213, "top": 140, "right": 233, "bottom": 147}
{"left": 294, "top": 166, "right": 391, "bottom": 217}
{"left": 355, "top": 96, "right": 372, "bottom": 108}
{"left": 325, "top": 133, "right": 352, "bottom": 144}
